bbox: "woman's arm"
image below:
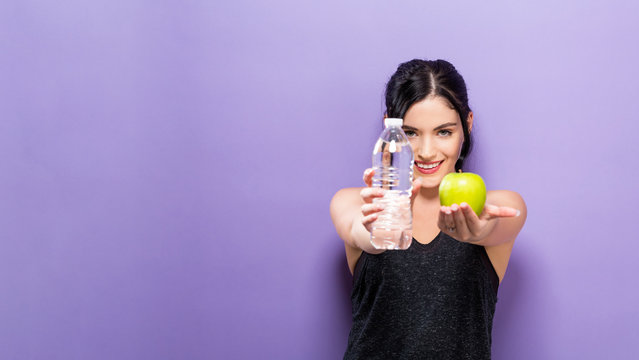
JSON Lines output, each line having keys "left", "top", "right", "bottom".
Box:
{"left": 478, "top": 190, "right": 527, "bottom": 246}
{"left": 330, "top": 187, "right": 385, "bottom": 256}
{"left": 331, "top": 169, "right": 423, "bottom": 273}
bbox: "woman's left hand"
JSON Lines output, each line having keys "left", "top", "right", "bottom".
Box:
{"left": 438, "top": 202, "right": 520, "bottom": 243}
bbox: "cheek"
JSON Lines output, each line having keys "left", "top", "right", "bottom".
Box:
{"left": 440, "top": 137, "right": 463, "bottom": 157}
{"left": 454, "top": 133, "right": 465, "bottom": 156}
{"left": 408, "top": 136, "right": 463, "bottom": 158}
{"left": 408, "top": 139, "right": 418, "bottom": 153}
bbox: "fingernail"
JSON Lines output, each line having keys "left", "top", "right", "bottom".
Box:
{"left": 515, "top": 210, "right": 521, "bottom": 217}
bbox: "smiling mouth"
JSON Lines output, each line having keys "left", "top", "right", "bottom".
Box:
{"left": 415, "top": 160, "right": 443, "bottom": 174}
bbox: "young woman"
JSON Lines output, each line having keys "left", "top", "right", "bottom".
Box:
{"left": 330, "top": 59, "right": 527, "bottom": 359}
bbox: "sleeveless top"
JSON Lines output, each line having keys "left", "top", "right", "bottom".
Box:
{"left": 344, "top": 231, "right": 499, "bottom": 360}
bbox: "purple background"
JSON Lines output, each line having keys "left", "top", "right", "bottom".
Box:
{"left": 1, "top": 0, "right": 638, "bottom": 359}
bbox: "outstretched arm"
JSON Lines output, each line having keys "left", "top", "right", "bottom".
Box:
{"left": 331, "top": 168, "right": 423, "bottom": 254}
{"left": 330, "top": 186, "right": 386, "bottom": 255}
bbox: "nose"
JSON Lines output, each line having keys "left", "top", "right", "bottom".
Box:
{"left": 415, "top": 137, "right": 436, "bottom": 161}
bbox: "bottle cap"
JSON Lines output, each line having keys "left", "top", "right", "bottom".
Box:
{"left": 384, "top": 118, "right": 403, "bottom": 127}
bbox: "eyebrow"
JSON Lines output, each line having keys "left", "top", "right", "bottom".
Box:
{"left": 403, "top": 122, "right": 458, "bottom": 131}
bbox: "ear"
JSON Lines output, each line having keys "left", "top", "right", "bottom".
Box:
{"left": 467, "top": 112, "right": 474, "bottom": 133}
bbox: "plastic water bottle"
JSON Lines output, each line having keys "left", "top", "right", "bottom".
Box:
{"left": 370, "top": 118, "right": 414, "bottom": 250}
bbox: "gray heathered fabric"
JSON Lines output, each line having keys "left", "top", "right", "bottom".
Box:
{"left": 344, "top": 231, "right": 498, "bottom": 360}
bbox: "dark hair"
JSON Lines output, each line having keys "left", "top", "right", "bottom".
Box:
{"left": 385, "top": 59, "right": 473, "bottom": 171}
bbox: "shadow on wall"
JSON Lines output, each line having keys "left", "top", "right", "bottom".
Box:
{"left": 491, "top": 234, "right": 549, "bottom": 359}
{"left": 491, "top": 244, "right": 525, "bottom": 356}
{"left": 313, "top": 235, "right": 352, "bottom": 359}
{"left": 335, "top": 241, "right": 353, "bottom": 326}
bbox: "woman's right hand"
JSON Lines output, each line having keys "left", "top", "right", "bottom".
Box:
{"left": 359, "top": 168, "right": 386, "bottom": 233}
{"left": 359, "top": 168, "right": 423, "bottom": 233}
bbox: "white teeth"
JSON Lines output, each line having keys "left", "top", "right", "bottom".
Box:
{"left": 416, "top": 161, "right": 441, "bottom": 169}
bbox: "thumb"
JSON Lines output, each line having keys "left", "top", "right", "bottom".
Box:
{"left": 411, "top": 178, "right": 422, "bottom": 202}
{"left": 480, "top": 203, "right": 520, "bottom": 220}
{"left": 362, "top": 168, "right": 374, "bottom": 187}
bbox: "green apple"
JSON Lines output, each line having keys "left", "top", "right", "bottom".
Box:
{"left": 439, "top": 171, "right": 486, "bottom": 217}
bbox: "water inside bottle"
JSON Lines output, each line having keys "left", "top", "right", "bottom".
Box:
{"left": 370, "top": 192, "right": 412, "bottom": 249}
{"left": 370, "top": 134, "right": 414, "bottom": 250}
{"left": 372, "top": 139, "right": 413, "bottom": 193}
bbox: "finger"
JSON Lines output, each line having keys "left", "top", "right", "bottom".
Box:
{"left": 480, "top": 204, "right": 520, "bottom": 221}
{"left": 460, "top": 202, "right": 481, "bottom": 236}
{"left": 361, "top": 203, "right": 385, "bottom": 216}
{"left": 443, "top": 205, "right": 456, "bottom": 232}
{"left": 360, "top": 187, "right": 385, "bottom": 203}
{"left": 362, "top": 212, "right": 379, "bottom": 231}
{"left": 437, "top": 207, "right": 446, "bottom": 229}
{"left": 438, "top": 206, "right": 452, "bottom": 234}
{"left": 362, "top": 168, "right": 375, "bottom": 187}
{"left": 452, "top": 204, "right": 471, "bottom": 240}
{"left": 411, "top": 178, "right": 422, "bottom": 202}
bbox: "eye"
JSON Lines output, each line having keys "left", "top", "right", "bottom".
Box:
{"left": 438, "top": 129, "right": 452, "bottom": 136}
{"left": 404, "top": 130, "right": 417, "bottom": 137}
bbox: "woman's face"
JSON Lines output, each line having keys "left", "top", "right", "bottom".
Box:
{"left": 402, "top": 96, "right": 471, "bottom": 189}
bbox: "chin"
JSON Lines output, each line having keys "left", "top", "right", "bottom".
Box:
{"left": 415, "top": 175, "right": 441, "bottom": 189}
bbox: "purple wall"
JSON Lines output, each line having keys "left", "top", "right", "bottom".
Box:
{"left": 2, "top": 0, "right": 638, "bottom": 358}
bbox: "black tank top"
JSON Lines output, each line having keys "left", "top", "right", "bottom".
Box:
{"left": 344, "top": 231, "right": 499, "bottom": 360}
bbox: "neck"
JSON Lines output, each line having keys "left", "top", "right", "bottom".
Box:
{"left": 417, "top": 184, "right": 440, "bottom": 202}
{"left": 412, "top": 185, "right": 443, "bottom": 234}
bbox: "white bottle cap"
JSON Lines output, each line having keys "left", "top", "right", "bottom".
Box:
{"left": 384, "top": 118, "right": 403, "bottom": 127}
